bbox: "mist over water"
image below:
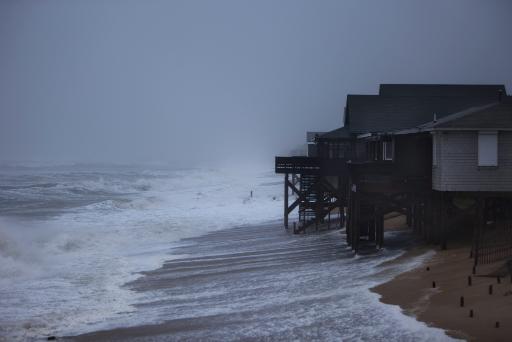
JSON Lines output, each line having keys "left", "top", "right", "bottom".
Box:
{"left": 1, "top": 0, "right": 512, "bottom": 165}
{"left": 0, "top": 165, "right": 456, "bottom": 341}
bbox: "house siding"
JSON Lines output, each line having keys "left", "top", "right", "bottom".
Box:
{"left": 432, "top": 133, "right": 442, "bottom": 189}
{"left": 433, "top": 131, "right": 512, "bottom": 191}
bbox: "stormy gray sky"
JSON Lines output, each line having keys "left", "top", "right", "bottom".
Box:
{"left": 1, "top": 0, "right": 511, "bottom": 167}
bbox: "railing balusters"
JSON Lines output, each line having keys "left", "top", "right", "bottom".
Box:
{"left": 477, "top": 222, "right": 512, "bottom": 265}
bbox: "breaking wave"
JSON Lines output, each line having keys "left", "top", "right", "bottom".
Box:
{"left": 0, "top": 166, "right": 285, "bottom": 340}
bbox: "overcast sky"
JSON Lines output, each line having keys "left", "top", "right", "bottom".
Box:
{"left": 1, "top": 0, "right": 511, "bottom": 167}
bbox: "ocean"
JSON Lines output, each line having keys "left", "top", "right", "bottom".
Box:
{"left": 0, "top": 164, "right": 455, "bottom": 341}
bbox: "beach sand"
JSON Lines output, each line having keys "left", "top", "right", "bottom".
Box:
{"left": 373, "top": 242, "right": 512, "bottom": 342}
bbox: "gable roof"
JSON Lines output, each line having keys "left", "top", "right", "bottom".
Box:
{"left": 393, "top": 97, "right": 512, "bottom": 134}
{"left": 379, "top": 84, "right": 506, "bottom": 98}
{"left": 427, "top": 98, "right": 512, "bottom": 130}
{"left": 345, "top": 95, "right": 497, "bottom": 134}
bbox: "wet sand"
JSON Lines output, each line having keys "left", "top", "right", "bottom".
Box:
{"left": 373, "top": 243, "right": 512, "bottom": 342}
{"left": 65, "top": 220, "right": 452, "bottom": 341}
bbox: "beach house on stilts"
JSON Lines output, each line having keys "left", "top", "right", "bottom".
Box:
{"left": 275, "top": 126, "right": 353, "bottom": 233}
{"left": 393, "top": 96, "right": 512, "bottom": 271}
{"left": 276, "top": 84, "right": 512, "bottom": 263}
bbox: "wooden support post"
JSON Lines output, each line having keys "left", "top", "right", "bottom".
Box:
{"left": 411, "top": 196, "right": 417, "bottom": 233}
{"left": 406, "top": 199, "right": 412, "bottom": 228}
{"left": 413, "top": 195, "right": 421, "bottom": 234}
{"left": 350, "top": 186, "right": 356, "bottom": 249}
{"left": 338, "top": 176, "right": 344, "bottom": 228}
{"left": 430, "top": 193, "right": 437, "bottom": 243}
{"left": 420, "top": 200, "right": 424, "bottom": 234}
{"left": 415, "top": 196, "right": 421, "bottom": 235}
{"left": 471, "top": 196, "right": 479, "bottom": 261}
{"left": 422, "top": 195, "right": 427, "bottom": 240}
{"left": 424, "top": 194, "right": 432, "bottom": 242}
{"left": 435, "top": 191, "right": 442, "bottom": 244}
{"left": 346, "top": 182, "right": 353, "bottom": 246}
{"left": 380, "top": 213, "right": 384, "bottom": 248}
{"left": 328, "top": 209, "right": 331, "bottom": 229}
{"left": 412, "top": 203, "right": 418, "bottom": 233}
{"left": 373, "top": 205, "right": 384, "bottom": 249}
{"left": 421, "top": 196, "right": 425, "bottom": 235}
{"left": 473, "top": 196, "right": 484, "bottom": 270}
{"left": 353, "top": 190, "right": 360, "bottom": 253}
{"left": 368, "top": 205, "right": 376, "bottom": 242}
{"left": 441, "top": 192, "right": 447, "bottom": 250}
{"left": 284, "top": 173, "right": 289, "bottom": 229}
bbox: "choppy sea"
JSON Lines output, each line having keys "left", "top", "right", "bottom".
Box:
{"left": 0, "top": 164, "right": 456, "bottom": 341}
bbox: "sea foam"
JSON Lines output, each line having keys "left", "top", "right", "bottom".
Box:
{"left": 0, "top": 166, "right": 285, "bottom": 340}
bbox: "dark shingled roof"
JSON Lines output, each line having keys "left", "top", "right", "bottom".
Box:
{"left": 391, "top": 97, "right": 512, "bottom": 135}
{"left": 379, "top": 84, "right": 506, "bottom": 98}
{"left": 345, "top": 95, "right": 498, "bottom": 134}
{"left": 318, "top": 127, "right": 352, "bottom": 140}
{"left": 427, "top": 98, "right": 512, "bottom": 130}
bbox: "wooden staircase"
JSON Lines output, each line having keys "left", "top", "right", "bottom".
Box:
{"left": 298, "top": 174, "right": 319, "bottom": 228}
{"left": 295, "top": 175, "right": 342, "bottom": 233}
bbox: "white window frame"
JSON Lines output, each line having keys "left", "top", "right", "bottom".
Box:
{"left": 383, "top": 140, "right": 394, "bottom": 161}
{"left": 478, "top": 131, "right": 498, "bottom": 167}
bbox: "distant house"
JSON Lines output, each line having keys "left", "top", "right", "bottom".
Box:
{"left": 306, "top": 132, "right": 325, "bottom": 157}
{"left": 316, "top": 127, "right": 353, "bottom": 160}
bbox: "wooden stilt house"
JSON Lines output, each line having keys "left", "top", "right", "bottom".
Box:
{"left": 276, "top": 128, "right": 352, "bottom": 233}
{"left": 276, "top": 84, "right": 509, "bottom": 259}
{"left": 391, "top": 97, "right": 512, "bottom": 267}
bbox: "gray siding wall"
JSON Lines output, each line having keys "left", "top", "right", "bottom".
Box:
{"left": 432, "top": 133, "right": 442, "bottom": 188}
{"left": 433, "top": 131, "right": 512, "bottom": 191}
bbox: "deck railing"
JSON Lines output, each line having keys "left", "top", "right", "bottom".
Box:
{"left": 275, "top": 156, "right": 348, "bottom": 175}
{"left": 476, "top": 221, "right": 512, "bottom": 265}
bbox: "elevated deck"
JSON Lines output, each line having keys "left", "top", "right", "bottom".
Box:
{"left": 276, "top": 156, "right": 348, "bottom": 232}
{"left": 275, "top": 156, "right": 348, "bottom": 176}
{"left": 348, "top": 162, "right": 431, "bottom": 193}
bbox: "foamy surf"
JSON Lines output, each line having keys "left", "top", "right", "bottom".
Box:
{"left": 0, "top": 165, "right": 457, "bottom": 341}
{"left": 0, "top": 166, "right": 285, "bottom": 340}
{"left": 72, "top": 225, "right": 456, "bottom": 341}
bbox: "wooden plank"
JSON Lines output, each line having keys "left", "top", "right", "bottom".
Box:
{"left": 284, "top": 173, "right": 288, "bottom": 229}
{"left": 440, "top": 192, "right": 447, "bottom": 250}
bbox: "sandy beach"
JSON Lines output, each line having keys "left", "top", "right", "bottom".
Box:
{"left": 373, "top": 241, "right": 512, "bottom": 342}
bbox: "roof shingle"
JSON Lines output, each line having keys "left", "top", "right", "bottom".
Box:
{"left": 346, "top": 95, "right": 497, "bottom": 133}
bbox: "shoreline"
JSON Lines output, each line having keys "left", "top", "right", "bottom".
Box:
{"left": 372, "top": 242, "right": 512, "bottom": 342}
{"left": 64, "top": 219, "right": 455, "bottom": 341}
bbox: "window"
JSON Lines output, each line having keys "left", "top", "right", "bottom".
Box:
{"left": 478, "top": 131, "right": 498, "bottom": 166}
{"left": 336, "top": 143, "right": 345, "bottom": 159}
{"left": 383, "top": 140, "right": 394, "bottom": 161}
